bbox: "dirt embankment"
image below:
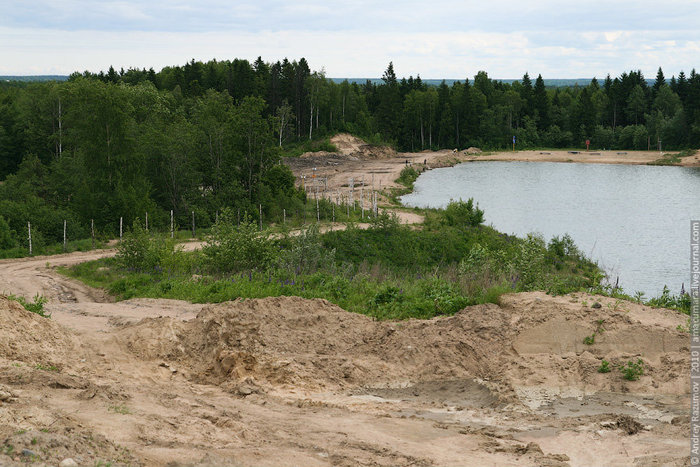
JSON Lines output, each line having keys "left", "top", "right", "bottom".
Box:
{"left": 0, "top": 258, "right": 691, "bottom": 467}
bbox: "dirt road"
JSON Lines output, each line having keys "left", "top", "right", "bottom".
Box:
{"left": 0, "top": 247, "right": 691, "bottom": 467}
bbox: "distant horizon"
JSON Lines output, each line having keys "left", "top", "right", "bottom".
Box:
{"left": 1, "top": 74, "right": 661, "bottom": 86}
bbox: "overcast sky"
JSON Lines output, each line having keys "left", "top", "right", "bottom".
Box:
{"left": 2, "top": 0, "right": 699, "bottom": 79}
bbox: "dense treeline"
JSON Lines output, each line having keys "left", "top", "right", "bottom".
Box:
{"left": 72, "top": 59, "right": 700, "bottom": 152}
{"left": 0, "top": 57, "right": 698, "bottom": 249}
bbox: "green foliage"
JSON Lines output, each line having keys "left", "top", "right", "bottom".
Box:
{"left": 65, "top": 199, "right": 600, "bottom": 323}
{"left": 442, "top": 199, "right": 484, "bottom": 228}
{"left": 396, "top": 166, "right": 420, "bottom": 188}
{"left": 115, "top": 220, "right": 178, "bottom": 272}
{"left": 619, "top": 359, "right": 644, "bottom": 381}
{"left": 8, "top": 293, "right": 50, "bottom": 318}
{"left": 203, "top": 210, "right": 274, "bottom": 273}
{"left": 598, "top": 360, "right": 611, "bottom": 373}
{"left": 276, "top": 224, "right": 336, "bottom": 274}
{"left": 34, "top": 363, "right": 59, "bottom": 372}
{"left": 583, "top": 334, "right": 595, "bottom": 345}
{"left": 645, "top": 285, "right": 691, "bottom": 312}
{"left": 108, "top": 404, "right": 131, "bottom": 415}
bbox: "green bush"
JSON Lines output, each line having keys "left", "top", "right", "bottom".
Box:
{"left": 8, "top": 293, "right": 50, "bottom": 318}
{"left": 203, "top": 209, "right": 274, "bottom": 273}
{"left": 276, "top": 224, "right": 335, "bottom": 274}
{"left": 619, "top": 359, "right": 644, "bottom": 381}
{"left": 396, "top": 166, "right": 420, "bottom": 188}
{"left": 598, "top": 360, "right": 611, "bottom": 373}
{"left": 443, "top": 198, "right": 484, "bottom": 228}
{"left": 115, "top": 220, "right": 177, "bottom": 272}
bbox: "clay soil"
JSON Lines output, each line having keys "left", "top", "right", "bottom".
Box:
{"left": 0, "top": 248, "right": 691, "bottom": 467}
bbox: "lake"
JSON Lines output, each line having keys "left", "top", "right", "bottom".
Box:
{"left": 401, "top": 161, "right": 700, "bottom": 296}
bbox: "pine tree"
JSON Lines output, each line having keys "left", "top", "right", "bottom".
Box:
{"left": 533, "top": 74, "right": 549, "bottom": 130}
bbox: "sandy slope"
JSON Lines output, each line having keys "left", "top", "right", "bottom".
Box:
{"left": 0, "top": 248, "right": 691, "bottom": 467}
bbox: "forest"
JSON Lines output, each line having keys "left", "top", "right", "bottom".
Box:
{"left": 0, "top": 57, "right": 698, "bottom": 251}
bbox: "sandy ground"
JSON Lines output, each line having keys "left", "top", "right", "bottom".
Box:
{"left": 0, "top": 247, "right": 691, "bottom": 467}
{"left": 464, "top": 149, "right": 700, "bottom": 166}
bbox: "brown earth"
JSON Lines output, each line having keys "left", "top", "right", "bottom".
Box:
{"left": 0, "top": 248, "right": 691, "bottom": 467}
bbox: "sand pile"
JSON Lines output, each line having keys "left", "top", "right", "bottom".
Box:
{"left": 117, "top": 292, "right": 689, "bottom": 406}
{"left": 331, "top": 133, "right": 396, "bottom": 159}
{"left": 298, "top": 133, "right": 396, "bottom": 161}
{"left": 0, "top": 296, "right": 79, "bottom": 369}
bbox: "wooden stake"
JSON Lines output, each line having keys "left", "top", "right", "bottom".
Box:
{"left": 192, "top": 211, "right": 195, "bottom": 238}
{"left": 27, "top": 221, "right": 32, "bottom": 255}
{"left": 91, "top": 219, "right": 95, "bottom": 249}
{"left": 63, "top": 219, "right": 67, "bottom": 252}
{"left": 145, "top": 212, "right": 148, "bottom": 231}
{"left": 170, "top": 210, "right": 174, "bottom": 238}
{"left": 119, "top": 217, "right": 123, "bottom": 241}
{"left": 259, "top": 204, "right": 263, "bottom": 231}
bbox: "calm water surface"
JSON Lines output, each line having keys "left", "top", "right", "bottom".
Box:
{"left": 401, "top": 161, "right": 700, "bottom": 296}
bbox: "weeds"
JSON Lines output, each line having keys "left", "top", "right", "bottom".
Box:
{"left": 620, "top": 359, "right": 644, "bottom": 381}
{"left": 34, "top": 363, "right": 59, "bottom": 372}
{"left": 8, "top": 293, "right": 50, "bottom": 318}
{"left": 598, "top": 360, "right": 611, "bottom": 373}
{"left": 108, "top": 404, "right": 131, "bottom": 415}
{"left": 583, "top": 320, "right": 605, "bottom": 345}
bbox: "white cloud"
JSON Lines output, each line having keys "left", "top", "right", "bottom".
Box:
{"left": 0, "top": 1, "right": 698, "bottom": 77}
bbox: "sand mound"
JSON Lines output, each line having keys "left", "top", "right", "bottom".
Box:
{"left": 0, "top": 296, "right": 78, "bottom": 368}
{"left": 299, "top": 133, "right": 396, "bottom": 161}
{"left": 117, "top": 292, "right": 688, "bottom": 407}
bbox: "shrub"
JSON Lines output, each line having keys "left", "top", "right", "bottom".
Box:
{"left": 203, "top": 209, "right": 274, "bottom": 273}
{"left": 598, "top": 360, "right": 611, "bottom": 373}
{"left": 115, "top": 220, "right": 176, "bottom": 272}
{"left": 619, "top": 359, "right": 644, "bottom": 381}
{"left": 396, "top": 166, "right": 420, "bottom": 188}
{"left": 443, "top": 198, "right": 484, "bottom": 228}
{"left": 276, "top": 224, "right": 336, "bottom": 274}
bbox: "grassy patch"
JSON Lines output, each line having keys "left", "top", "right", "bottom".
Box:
{"left": 281, "top": 137, "right": 338, "bottom": 158}
{"left": 0, "top": 237, "right": 108, "bottom": 260}
{"left": 7, "top": 293, "right": 50, "bottom": 318}
{"left": 388, "top": 166, "right": 421, "bottom": 204}
{"left": 647, "top": 149, "right": 697, "bottom": 166}
{"left": 63, "top": 204, "right": 602, "bottom": 321}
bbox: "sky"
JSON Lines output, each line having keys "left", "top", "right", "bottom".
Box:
{"left": 1, "top": 0, "right": 699, "bottom": 79}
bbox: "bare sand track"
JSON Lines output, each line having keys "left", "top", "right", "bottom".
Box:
{"left": 0, "top": 248, "right": 691, "bottom": 466}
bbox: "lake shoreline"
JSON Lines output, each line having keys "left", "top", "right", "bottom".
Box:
{"left": 461, "top": 148, "right": 700, "bottom": 166}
